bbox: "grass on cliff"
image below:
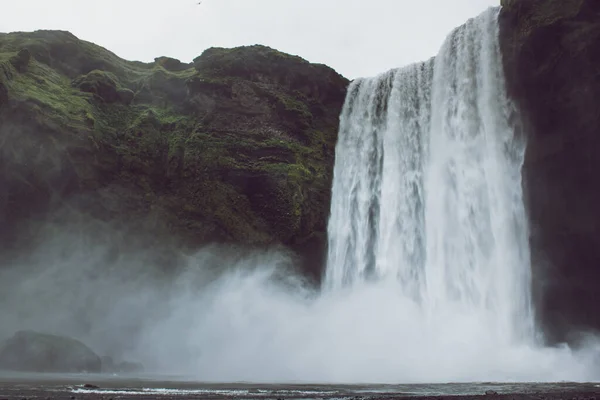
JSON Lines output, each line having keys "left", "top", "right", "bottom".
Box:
{"left": 4, "top": 58, "right": 95, "bottom": 131}
{"left": 0, "top": 30, "right": 341, "bottom": 244}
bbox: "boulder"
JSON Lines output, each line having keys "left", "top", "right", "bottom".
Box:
{"left": 117, "top": 88, "right": 135, "bottom": 105}
{"left": 154, "top": 56, "right": 190, "bottom": 72}
{"left": 0, "top": 330, "right": 101, "bottom": 373}
{"left": 9, "top": 48, "right": 30, "bottom": 72}
{"left": 72, "top": 70, "right": 123, "bottom": 104}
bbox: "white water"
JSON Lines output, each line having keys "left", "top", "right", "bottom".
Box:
{"left": 2, "top": 7, "right": 599, "bottom": 384}
{"left": 326, "top": 7, "right": 533, "bottom": 345}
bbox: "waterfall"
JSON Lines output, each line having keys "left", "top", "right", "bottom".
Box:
{"left": 326, "top": 7, "right": 534, "bottom": 344}
{"left": 8, "top": 6, "right": 598, "bottom": 385}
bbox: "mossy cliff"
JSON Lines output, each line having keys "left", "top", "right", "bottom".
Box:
{"left": 500, "top": 0, "right": 600, "bottom": 342}
{"left": 0, "top": 30, "right": 348, "bottom": 276}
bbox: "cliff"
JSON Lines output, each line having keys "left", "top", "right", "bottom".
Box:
{"left": 500, "top": 0, "right": 600, "bottom": 342}
{"left": 0, "top": 31, "right": 349, "bottom": 277}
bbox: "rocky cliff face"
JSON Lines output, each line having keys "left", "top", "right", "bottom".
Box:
{"left": 500, "top": 0, "right": 600, "bottom": 342}
{"left": 0, "top": 31, "right": 348, "bottom": 278}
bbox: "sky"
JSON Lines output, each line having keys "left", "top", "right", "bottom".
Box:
{"left": 2, "top": 0, "right": 498, "bottom": 79}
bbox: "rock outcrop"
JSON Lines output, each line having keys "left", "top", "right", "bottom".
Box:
{"left": 0, "top": 330, "right": 101, "bottom": 373}
{"left": 500, "top": 0, "right": 600, "bottom": 342}
{"left": 0, "top": 31, "right": 348, "bottom": 279}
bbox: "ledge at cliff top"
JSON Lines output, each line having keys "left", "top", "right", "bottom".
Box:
{"left": 0, "top": 30, "right": 349, "bottom": 275}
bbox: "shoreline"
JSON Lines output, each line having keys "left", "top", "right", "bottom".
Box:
{"left": 0, "top": 379, "right": 599, "bottom": 400}
{"left": 1, "top": 390, "right": 600, "bottom": 400}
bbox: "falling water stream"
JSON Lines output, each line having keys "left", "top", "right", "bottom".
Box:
{"left": 2, "top": 7, "right": 599, "bottom": 386}
{"left": 326, "top": 7, "right": 534, "bottom": 345}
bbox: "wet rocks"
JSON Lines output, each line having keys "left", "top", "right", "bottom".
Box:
{"left": 500, "top": 0, "right": 600, "bottom": 343}
{"left": 83, "top": 384, "right": 99, "bottom": 389}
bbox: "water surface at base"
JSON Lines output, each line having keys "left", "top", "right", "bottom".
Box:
{"left": 1, "top": 373, "right": 599, "bottom": 399}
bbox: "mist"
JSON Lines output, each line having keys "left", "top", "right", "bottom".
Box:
{"left": 2, "top": 7, "right": 600, "bottom": 384}
{"left": 1, "top": 214, "right": 599, "bottom": 384}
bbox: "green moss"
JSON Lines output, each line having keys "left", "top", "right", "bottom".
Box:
{"left": 0, "top": 29, "right": 347, "bottom": 247}
{"left": 8, "top": 59, "right": 94, "bottom": 130}
{"left": 154, "top": 56, "right": 190, "bottom": 72}
{"left": 193, "top": 45, "right": 306, "bottom": 77}
{"left": 72, "top": 69, "right": 122, "bottom": 103}
{"left": 276, "top": 91, "right": 313, "bottom": 122}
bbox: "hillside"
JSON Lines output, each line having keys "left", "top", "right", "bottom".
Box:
{"left": 0, "top": 30, "right": 349, "bottom": 276}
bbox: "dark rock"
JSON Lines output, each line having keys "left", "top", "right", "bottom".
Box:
{"left": 500, "top": 0, "right": 600, "bottom": 342}
{"left": 0, "top": 103, "right": 82, "bottom": 251}
{"left": 117, "top": 88, "right": 134, "bottom": 105}
{"left": 72, "top": 70, "right": 121, "bottom": 103}
{"left": 486, "top": 390, "right": 499, "bottom": 396}
{"left": 0, "top": 81, "right": 7, "bottom": 108}
{"left": 9, "top": 48, "right": 31, "bottom": 72}
{"left": 83, "top": 384, "right": 99, "bottom": 389}
{"left": 0, "top": 330, "right": 101, "bottom": 373}
{"left": 0, "top": 30, "right": 348, "bottom": 279}
{"left": 193, "top": 45, "right": 348, "bottom": 105}
{"left": 154, "top": 56, "right": 191, "bottom": 72}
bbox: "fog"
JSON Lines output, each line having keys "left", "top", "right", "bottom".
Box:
{"left": 1, "top": 216, "right": 599, "bottom": 384}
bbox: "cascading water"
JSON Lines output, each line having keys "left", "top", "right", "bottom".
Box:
{"left": 3, "top": 6, "right": 599, "bottom": 385}
{"left": 326, "top": 7, "right": 535, "bottom": 344}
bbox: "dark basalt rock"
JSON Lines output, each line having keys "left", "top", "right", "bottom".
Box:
{"left": 72, "top": 69, "right": 128, "bottom": 104}
{"left": 0, "top": 331, "right": 101, "bottom": 373}
{"left": 0, "top": 81, "right": 7, "bottom": 108}
{"left": 500, "top": 0, "right": 600, "bottom": 342}
{"left": 154, "top": 56, "right": 191, "bottom": 72}
{"left": 9, "top": 48, "right": 30, "bottom": 72}
{"left": 83, "top": 384, "right": 100, "bottom": 389}
{"left": 0, "top": 30, "right": 349, "bottom": 278}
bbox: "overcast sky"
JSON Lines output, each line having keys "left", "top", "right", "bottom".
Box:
{"left": 3, "top": 0, "right": 498, "bottom": 79}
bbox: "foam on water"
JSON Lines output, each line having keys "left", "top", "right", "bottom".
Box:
{"left": 71, "top": 388, "right": 251, "bottom": 395}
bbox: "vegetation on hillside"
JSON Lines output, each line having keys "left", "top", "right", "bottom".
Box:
{"left": 0, "top": 30, "right": 349, "bottom": 258}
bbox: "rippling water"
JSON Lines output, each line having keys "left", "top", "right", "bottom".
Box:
{"left": 1, "top": 372, "right": 599, "bottom": 399}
